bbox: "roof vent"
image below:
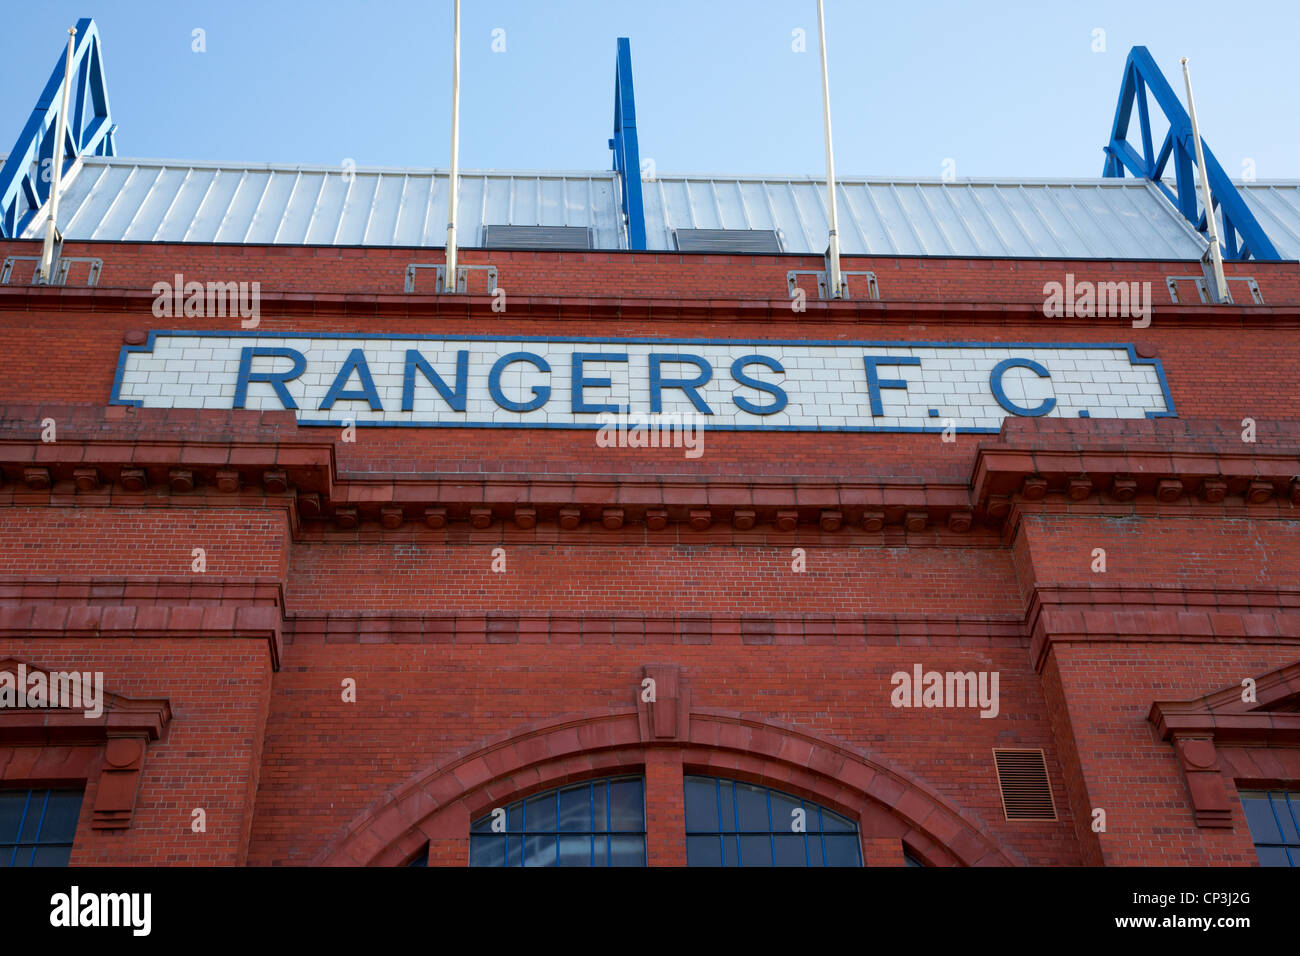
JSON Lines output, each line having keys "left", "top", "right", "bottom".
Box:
{"left": 481, "top": 225, "right": 592, "bottom": 250}
{"left": 993, "top": 749, "right": 1057, "bottom": 821}
{"left": 673, "top": 228, "right": 782, "bottom": 253}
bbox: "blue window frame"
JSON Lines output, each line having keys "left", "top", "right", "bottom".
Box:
{"left": 1239, "top": 790, "right": 1300, "bottom": 866}
{"left": 0, "top": 788, "right": 83, "bottom": 867}
{"left": 470, "top": 776, "right": 646, "bottom": 867}
{"left": 684, "top": 776, "right": 861, "bottom": 866}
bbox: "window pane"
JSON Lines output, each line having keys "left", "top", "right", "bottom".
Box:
{"left": 722, "top": 834, "right": 739, "bottom": 867}
{"left": 687, "top": 835, "right": 721, "bottom": 867}
{"left": 684, "top": 778, "right": 717, "bottom": 833}
{"left": 8, "top": 846, "right": 34, "bottom": 867}
{"left": 1255, "top": 845, "right": 1292, "bottom": 867}
{"left": 609, "top": 778, "right": 643, "bottom": 832}
{"left": 507, "top": 801, "right": 526, "bottom": 832}
{"left": 17, "top": 791, "right": 46, "bottom": 843}
{"left": 523, "top": 834, "right": 556, "bottom": 866}
{"left": 736, "top": 784, "right": 769, "bottom": 831}
{"left": 507, "top": 834, "right": 523, "bottom": 867}
{"left": 0, "top": 792, "right": 28, "bottom": 843}
{"left": 558, "top": 835, "right": 592, "bottom": 867}
{"left": 773, "top": 834, "right": 807, "bottom": 866}
{"left": 469, "top": 834, "right": 506, "bottom": 866}
{"left": 1240, "top": 795, "right": 1283, "bottom": 843}
{"left": 718, "top": 782, "right": 737, "bottom": 832}
{"left": 32, "top": 845, "right": 72, "bottom": 867}
{"left": 821, "top": 809, "right": 856, "bottom": 832}
{"left": 609, "top": 835, "right": 644, "bottom": 867}
{"left": 739, "top": 834, "right": 773, "bottom": 866}
{"left": 769, "top": 792, "right": 802, "bottom": 835}
{"left": 807, "top": 834, "right": 825, "bottom": 866}
{"left": 824, "top": 834, "right": 861, "bottom": 866}
{"left": 1273, "top": 794, "right": 1300, "bottom": 844}
{"left": 557, "top": 785, "right": 591, "bottom": 832}
{"left": 525, "top": 792, "right": 557, "bottom": 832}
{"left": 40, "top": 792, "right": 82, "bottom": 843}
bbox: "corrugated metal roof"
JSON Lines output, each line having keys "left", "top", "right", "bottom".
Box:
{"left": 1237, "top": 182, "right": 1300, "bottom": 260}
{"left": 17, "top": 154, "right": 1259, "bottom": 260}
{"left": 641, "top": 175, "right": 1210, "bottom": 258}
{"left": 24, "top": 156, "right": 626, "bottom": 248}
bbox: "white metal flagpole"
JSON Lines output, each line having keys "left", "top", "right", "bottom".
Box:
{"left": 444, "top": 0, "right": 462, "bottom": 292}
{"left": 1180, "top": 56, "right": 1228, "bottom": 303}
{"left": 38, "top": 26, "right": 77, "bottom": 285}
{"left": 816, "top": 0, "right": 843, "bottom": 299}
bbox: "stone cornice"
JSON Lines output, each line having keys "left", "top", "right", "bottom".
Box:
{"left": 0, "top": 408, "right": 1297, "bottom": 538}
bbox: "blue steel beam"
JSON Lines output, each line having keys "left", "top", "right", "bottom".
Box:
{"left": 609, "top": 37, "right": 646, "bottom": 250}
{"left": 0, "top": 17, "right": 116, "bottom": 239}
{"left": 1102, "top": 46, "right": 1278, "bottom": 261}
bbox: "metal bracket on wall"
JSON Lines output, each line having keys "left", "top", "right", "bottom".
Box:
{"left": 1, "top": 253, "right": 102, "bottom": 287}
{"left": 404, "top": 262, "right": 498, "bottom": 294}
{"left": 1165, "top": 274, "right": 1262, "bottom": 305}
{"left": 787, "top": 269, "right": 879, "bottom": 301}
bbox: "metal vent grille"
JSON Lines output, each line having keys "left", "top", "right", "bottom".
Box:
{"left": 673, "top": 228, "right": 782, "bottom": 253}
{"left": 993, "top": 749, "right": 1057, "bottom": 821}
{"left": 481, "top": 225, "right": 592, "bottom": 250}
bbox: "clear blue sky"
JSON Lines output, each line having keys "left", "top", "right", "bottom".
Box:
{"left": 2, "top": 0, "right": 1297, "bottom": 180}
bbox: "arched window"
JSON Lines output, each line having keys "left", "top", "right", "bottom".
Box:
{"left": 684, "top": 775, "right": 861, "bottom": 866}
{"left": 470, "top": 776, "right": 646, "bottom": 866}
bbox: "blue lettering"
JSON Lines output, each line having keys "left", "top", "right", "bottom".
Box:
{"left": 649, "top": 354, "right": 714, "bottom": 414}
{"left": 319, "top": 348, "right": 383, "bottom": 411}
{"left": 402, "top": 349, "right": 468, "bottom": 412}
{"left": 862, "top": 356, "right": 921, "bottom": 417}
{"left": 730, "top": 355, "right": 787, "bottom": 415}
{"left": 489, "top": 351, "right": 551, "bottom": 412}
{"left": 571, "top": 352, "right": 628, "bottom": 414}
{"left": 989, "top": 358, "right": 1056, "bottom": 416}
{"left": 233, "top": 347, "right": 306, "bottom": 410}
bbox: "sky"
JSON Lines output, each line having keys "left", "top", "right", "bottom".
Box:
{"left": 1, "top": 0, "right": 1297, "bottom": 181}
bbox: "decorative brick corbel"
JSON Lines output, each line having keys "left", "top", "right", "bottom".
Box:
{"left": 636, "top": 664, "right": 690, "bottom": 743}
{"left": 92, "top": 736, "right": 149, "bottom": 830}
{"left": 1170, "top": 735, "right": 1233, "bottom": 828}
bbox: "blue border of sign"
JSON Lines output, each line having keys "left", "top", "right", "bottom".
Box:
{"left": 109, "top": 330, "right": 1177, "bottom": 434}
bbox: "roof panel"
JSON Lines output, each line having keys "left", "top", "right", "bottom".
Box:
{"left": 21, "top": 156, "right": 1259, "bottom": 259}
{"left": 1238, "top": 183, "right": 1300, "bottom": 260}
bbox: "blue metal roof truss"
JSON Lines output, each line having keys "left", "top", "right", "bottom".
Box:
{"left": 609, "top": 37, "right": 646, "bottom": 250}
{"left": 0, "top": 17, "right": 116, "bottom": 239}
{"left": 1102, "top": 46, "right": 1278, "bottom": 261}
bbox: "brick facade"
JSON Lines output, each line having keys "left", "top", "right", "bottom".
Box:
{"left": 1, "top": 238, "right": 1298, "bottom": 865}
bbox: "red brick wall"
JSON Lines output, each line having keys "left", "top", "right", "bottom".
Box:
{"left": 1, "top": 244, "right": 1298, "bottom": 866}
{"left": 2, "top": 639, "right": 272, "bottom": 865}
{"left": 246, "top": 640, "right": 1076, "bottom": 866}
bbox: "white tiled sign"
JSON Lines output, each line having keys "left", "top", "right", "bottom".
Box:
{"left": 112, "top": 332, "right": 1175, "bottom": 432}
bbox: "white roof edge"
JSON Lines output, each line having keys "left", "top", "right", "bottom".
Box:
{"left": 77, "top": 155, "right": 620, "bottom": 179}
{"left": 81, "top": 155, "right": 1300, "bottom": 188}
{"left": 651, "top": 172, "right": 1171, "bottom": 186}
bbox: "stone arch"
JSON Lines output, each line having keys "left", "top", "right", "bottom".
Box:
{"left": 313, "top": 707, "right": 1026, "bottom": 867}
